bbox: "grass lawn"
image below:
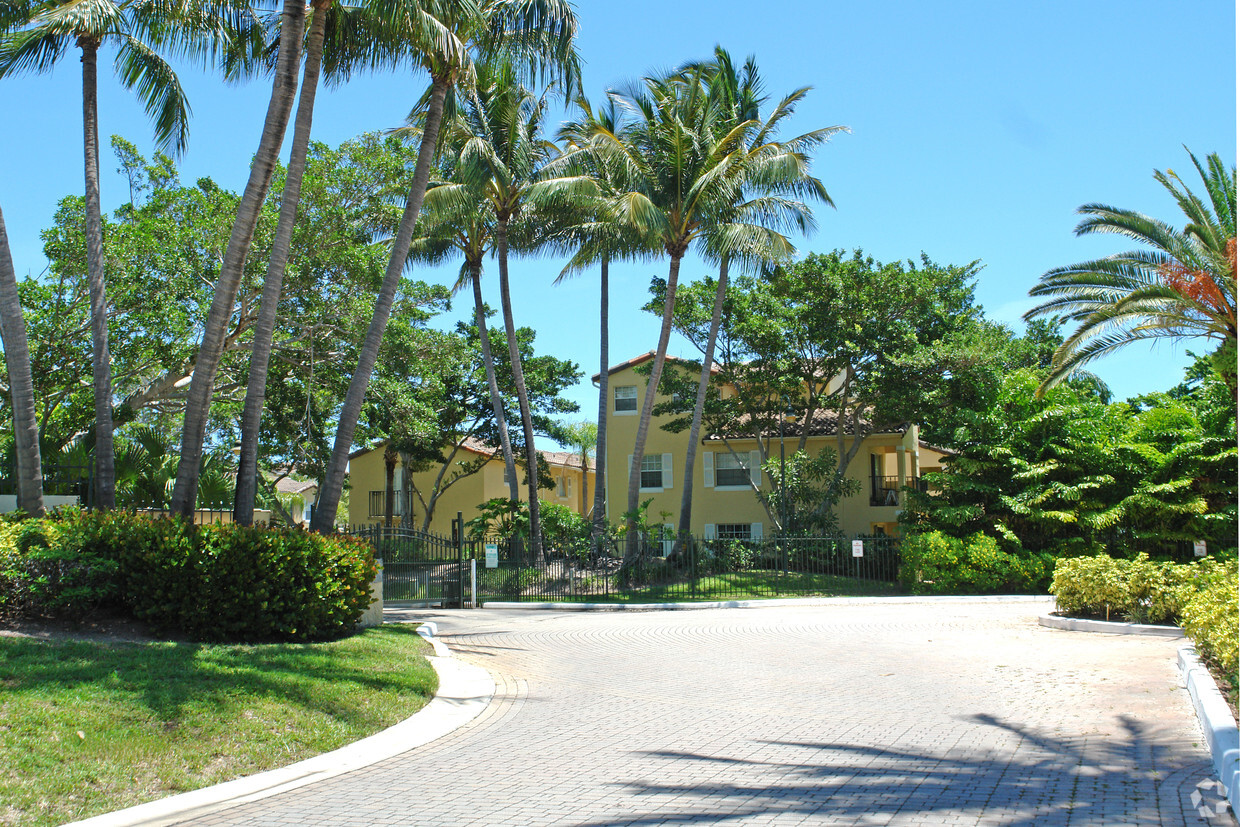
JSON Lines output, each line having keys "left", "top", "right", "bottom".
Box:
{"left": 0, "top": 625, "right": 436, "bottom": 827}
{"left": 537, "top": 571, "right": 901, "bottom": 604}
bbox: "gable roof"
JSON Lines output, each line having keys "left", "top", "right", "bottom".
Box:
{"left": 702, "top": 407, "right": 909, "bottom": 442}
{"left": 350, "top": 439, "right": 594, "bottom": 471}
{"left": 591, "top": 352, "right": 721, "bottom": 384}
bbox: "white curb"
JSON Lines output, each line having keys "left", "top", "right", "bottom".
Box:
{"left": 64, "top": 626, "right": 494, "bottom": 827}
{"left": 1037, "top": 613, "right": 1184, "bottom": 637}
{"left": 1179, "top": 645, "right": 1239, "bottom": 818}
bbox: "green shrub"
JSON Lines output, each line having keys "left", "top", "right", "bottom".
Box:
{"left": 0, "top": 512, "right": 376, "bottom": 641}
{"left": 899, "top": 531, "right": 1052, "bottom": 594}
{"left": 1180, "top": 559, "right": 1239, "bottom": 685}
{"left": 1051, "top": 555, "right": 1131, "bottom": 619}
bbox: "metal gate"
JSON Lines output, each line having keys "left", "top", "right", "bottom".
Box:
{"left": 350, "top": 515, "right": 467, "bottom": 608}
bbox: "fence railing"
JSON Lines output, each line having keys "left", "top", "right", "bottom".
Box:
{"left": 467, "top": 532, "right": 901, "bottom": 604}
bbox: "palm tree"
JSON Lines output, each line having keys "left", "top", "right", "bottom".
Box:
{"left": 426, "top": 61, "right": 595, "bottom": 559}
{"left": 170, "top": 0, "right": 308, "bottom": 517}
{"left": 0, "top": 0, "right": 238, "bottom": 509}
{"left": 409, "top": 155, "right": 522, "bottom": 505}
{"left": 672, "top": 48, "right": 842, "bottom": 544}
{"left": 1025, "top": 149, "right": 1237, "bottom": 396}
{"left": 575, "top": 67, "right": 827, "bottom": 563}
{"left": 310, "top": 0, "right": 579, "bottom": 534}
{"left": 552, "top": 93, "right": 656, "bottom": 537}
{"left": 0, "top": 204, "right": 43, "bottom": 515}
{"left": 231, "top": 1, "right": 460, "bottom": 524}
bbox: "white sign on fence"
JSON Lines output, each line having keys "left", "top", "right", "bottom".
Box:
{"left": 485, "top": 542, "right": 498, "bottom": 568}
{"left": 1193, "top": 540, "right": 1207, "bottom": 557}
{"left": 852, "top": 540, "right": 864, "bottom": 558}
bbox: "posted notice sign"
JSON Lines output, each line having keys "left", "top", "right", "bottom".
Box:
{"left": 485, "top": 542, "right": 499, "bottom": 568}
{"left": 1193, "top": 540, "right": 1207, "bottom": 557}
{"left": 852, "top": 540, "right": 864, "bottom": 558}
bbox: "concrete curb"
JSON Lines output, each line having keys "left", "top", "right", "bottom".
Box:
{"left": 1037, "top": 613, "right": 1184, "bottom": 638}
{"left": 1178, "top": 645, "right": 1239, "bottom": 817}
{"left": 483, "top": 594, "right": 1053, "bottom": 611}
{"left": 63, "top": 625, "right": 494, "bottom": 827}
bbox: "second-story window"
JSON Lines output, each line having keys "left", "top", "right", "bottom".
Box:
{"left": 614, "top": 385, "right": 637, "bottom": 413}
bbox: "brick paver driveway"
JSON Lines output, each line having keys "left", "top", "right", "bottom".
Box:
{"left": 193, "top": 600, "right": 1222, "bottom": 826}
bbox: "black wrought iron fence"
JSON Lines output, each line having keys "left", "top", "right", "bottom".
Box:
{"left": 468, "top": 533, "right": 902, "bottom": 604}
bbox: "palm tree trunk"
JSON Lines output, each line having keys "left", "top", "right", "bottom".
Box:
{"left": 495, "top": 217, "right": 543, "bottom": 563}
{"left": 171, "top": 0, "right": 306, "bottom": 518}
{"left": 624, "top": 252, "right": 683, "bottom": 565}
{"left": 677, "top": 257, "right": 728, "bottom": 543}
{"left": 79, "top": 36, "right": 115, "bottom": 510}
{"left": 233, "top": 0, "right": 330, "bottom": 525}
{"left": 383, "top": 443, "right": 397, "bottom": 527}
{"left": 592, "top": 252, "right": 608, "bottom": 536}
{"left": 0, "top": 204, "right": 43, "bottom": 516}
{"left": 310, "top": 74, "right": 450, "bottom": 533}
{"left": 471, "top": 262, "right": 519, "bottom": 502}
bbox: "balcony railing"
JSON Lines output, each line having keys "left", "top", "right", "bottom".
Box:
{"left": 369, "top": 489, "right": 412, "bottom": 520}
{"left": 869, "top": 476, "right": 929, "bottom": 507}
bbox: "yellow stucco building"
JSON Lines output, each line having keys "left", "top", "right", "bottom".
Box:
{"left": 347, "top": 438, "right": 595, "bottom": 535}
{"left": 598, "top": 353, "right": 948, "bottom": 541}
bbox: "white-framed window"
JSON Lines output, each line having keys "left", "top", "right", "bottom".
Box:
{"left": 716, "top": 523, "right": 752, "bottom": 540}
{"left": 631, "top": 453, "right": 673, "bottom": 491}
{"left": 556, "top": 476, "right": 567, "bottom": 497}
{"left": 704, "top": 450, "right": 762, "bottom": 489}
{"left": 614, "top": 385, "right": 638, "bottom": 414}
{"left": 640, "top": 455, "right": 664, "bottom": 489}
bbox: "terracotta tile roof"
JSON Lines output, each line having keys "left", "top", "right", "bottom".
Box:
{"left": 702, "top": 408, "right": 906, "bottom": 441}
{"left": 274, "top": 476, "right": 318, "bottom": 495}
{"left": 590, "top": 352, "right": 721, "bottom": 384}
{"left": 352, "top": 439, "right": 594, "bottom": 471}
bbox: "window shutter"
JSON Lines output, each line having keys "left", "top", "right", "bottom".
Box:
{"left": 662, "top": 453, "right": 673, "bottom": 489}
{"left": 704, "top": 523, "right": 716, "bottom": 540}
{"left": 750, "top": 522, "right": 764, "bottom": 540}
{"left": 703, "top": 451, "right": 714, "bottom": 488}
{"left": 749, "top": 450, "right": 762, "bottom": 486}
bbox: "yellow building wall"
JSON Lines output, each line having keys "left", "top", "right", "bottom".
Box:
{"left": 348, "top": 445, "right": 595, "bottom": 536}
{"left": 602, "top": 363, "right": 947, "bottom": 539}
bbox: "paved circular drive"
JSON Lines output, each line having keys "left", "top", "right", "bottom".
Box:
{"left": 190, "top": 600, "right": 1222, "bottom": 826}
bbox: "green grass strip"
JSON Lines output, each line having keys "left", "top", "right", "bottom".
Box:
{"left": 0, "top": 625, "right": 436, "bottom": 827}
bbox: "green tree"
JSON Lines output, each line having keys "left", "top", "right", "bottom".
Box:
{"left": 557, "top": 419, "right": 596, "bottom": 517}
{"left": 1, "top": 0, "right": 248, "bottom": 508}
{"left": 312, "top": 0, "right": 580, "bottom": 533}
{"left": 1025, "top": 149, "right": 1237, "bottom": 397}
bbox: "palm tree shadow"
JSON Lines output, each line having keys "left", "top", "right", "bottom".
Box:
{"left": 571, "top": 712, "right": 1219, "bottom": 826}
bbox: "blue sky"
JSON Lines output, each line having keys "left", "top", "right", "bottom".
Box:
{"left": 0, "top": 1, "right": 1235, "bottom": 448}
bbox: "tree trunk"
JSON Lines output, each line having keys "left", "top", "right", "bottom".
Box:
{"left": 234, "top": 0, "right": 330, "bottom": 525}
{"left": 471, "top": 261, "right": 519, "bottom": 502}
{"left": 495, "top": 217, "right": 543, "bottom": 562}
{"left": 383, "top": 443, "right": 397, "bottom": 528}
{"left": 310, "top": 74, "right": 450, "bottom": 533}
{"left": 171, "top": 0, "right": 306, "bottom": 517}
{"left": 79, "top": 37, "right": 115, "bottom": 510}
{"left": 592, "top": 252, "right": 608, "bottom": 536}
{"left": 677, "top": 257, "right": 728, "bottom": 543}
{"left": 623, "top": 251, "right": 683, "bottom": 564}
{"left": 0, "top": 205, "right": 44, "bottom": 516}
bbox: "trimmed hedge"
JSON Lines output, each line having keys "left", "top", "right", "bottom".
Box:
{"left": 899, "top": 531, "right": 1054, "bottom": 594}
{"left": 0, "top": 511, "right": 375, "bottom": 642}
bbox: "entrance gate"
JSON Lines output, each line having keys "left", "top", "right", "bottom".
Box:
{"left": 350, "top": 515, "right": 468, "bottom": 608}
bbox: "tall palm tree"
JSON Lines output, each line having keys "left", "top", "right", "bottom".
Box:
{"left": 1026, "top": 149, "right": 1237, "bottom": 396}
{"left": 0, "top": 0, "right": 239, "bottom": 509}
{"left": 310, "top": 0, "right": 579, "bottom": 533}
{"left": 170, "top": 0, "right": 309, "bottom": 517}
{"left": 410, "top": 157, "right": 522, "bottom": 505}
{"left": 231, "top": 1, "right": 460, "bottom": 524}
{"left": 672, "top": 48, "right": 842, "bottom": 543}
{"left": 552, "top": 93, "right": 656, "bottom": 537}
{"left": 0, "top": 204, "right": 43, "bottom": 515}
{"left": 428, "top": 61, "right": 596, "bottom": 558}
{"left": 575, "top": 67, "right": 825, "bottom": 562}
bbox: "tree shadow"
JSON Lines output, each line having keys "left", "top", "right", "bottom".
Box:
{"left": 572, "top": 712, "right": 1222, "bottom": 826}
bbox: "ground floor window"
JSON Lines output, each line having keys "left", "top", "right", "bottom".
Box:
{"left": 715, "top": 523, "right": 752, "bottom": 541}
